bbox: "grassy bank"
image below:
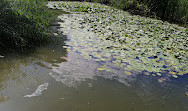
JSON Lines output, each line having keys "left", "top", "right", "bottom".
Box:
{"left": 0, "top": 0, "right": 56, "bottom": 51}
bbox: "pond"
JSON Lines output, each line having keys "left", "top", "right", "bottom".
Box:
{"left": 0, "top": 1, "right": 188, "bottom": 111}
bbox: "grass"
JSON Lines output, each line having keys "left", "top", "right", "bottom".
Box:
{"left": 0, "top": 0, "right": 57, "bottom": 51}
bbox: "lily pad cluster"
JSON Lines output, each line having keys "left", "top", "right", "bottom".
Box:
{"left": 48, "top": 1, "right": 119, "bottom": 13}
{"left": 48, "top": 1, "right": 188, "bottom": 78}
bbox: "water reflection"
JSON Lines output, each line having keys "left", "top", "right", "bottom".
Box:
{"left": 0, "top": 22, "right": 68, "bottom": 103}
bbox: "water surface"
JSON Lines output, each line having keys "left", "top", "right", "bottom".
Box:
{"left": 0, "top": 1, "right": 188, "bottom": 111}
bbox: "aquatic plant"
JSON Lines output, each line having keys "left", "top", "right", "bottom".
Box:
{"left": 48, "top": 1, "right": 188, "bottom": 78}
{"left": 60, "top": 0, "right": 188, "bottom": 25}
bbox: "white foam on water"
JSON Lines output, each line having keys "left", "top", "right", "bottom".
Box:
{"left": 24, "top": 82, "right": 49, "bottom": 98}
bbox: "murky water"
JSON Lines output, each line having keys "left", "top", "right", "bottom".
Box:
{"left": 0, "top": 2, "right": 188, "bottom": 111}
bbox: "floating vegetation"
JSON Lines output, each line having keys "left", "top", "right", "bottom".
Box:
{"left": 47, "top": 1, "right": 119, "bottom": 13}
{"left": 48, "top": 1, "right": 188, "bottom": 78}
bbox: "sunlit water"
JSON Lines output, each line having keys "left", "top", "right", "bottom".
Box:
{"left": 0, "top": 4, "right": 188, "bottom": 111}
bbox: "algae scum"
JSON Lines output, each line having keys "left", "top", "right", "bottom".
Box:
{"left": 48, "top": 1, "right": 188, "bottom": 78}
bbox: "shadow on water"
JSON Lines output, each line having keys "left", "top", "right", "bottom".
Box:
{"left": 0, "top": 21, "right": 68, "bottom": 101}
